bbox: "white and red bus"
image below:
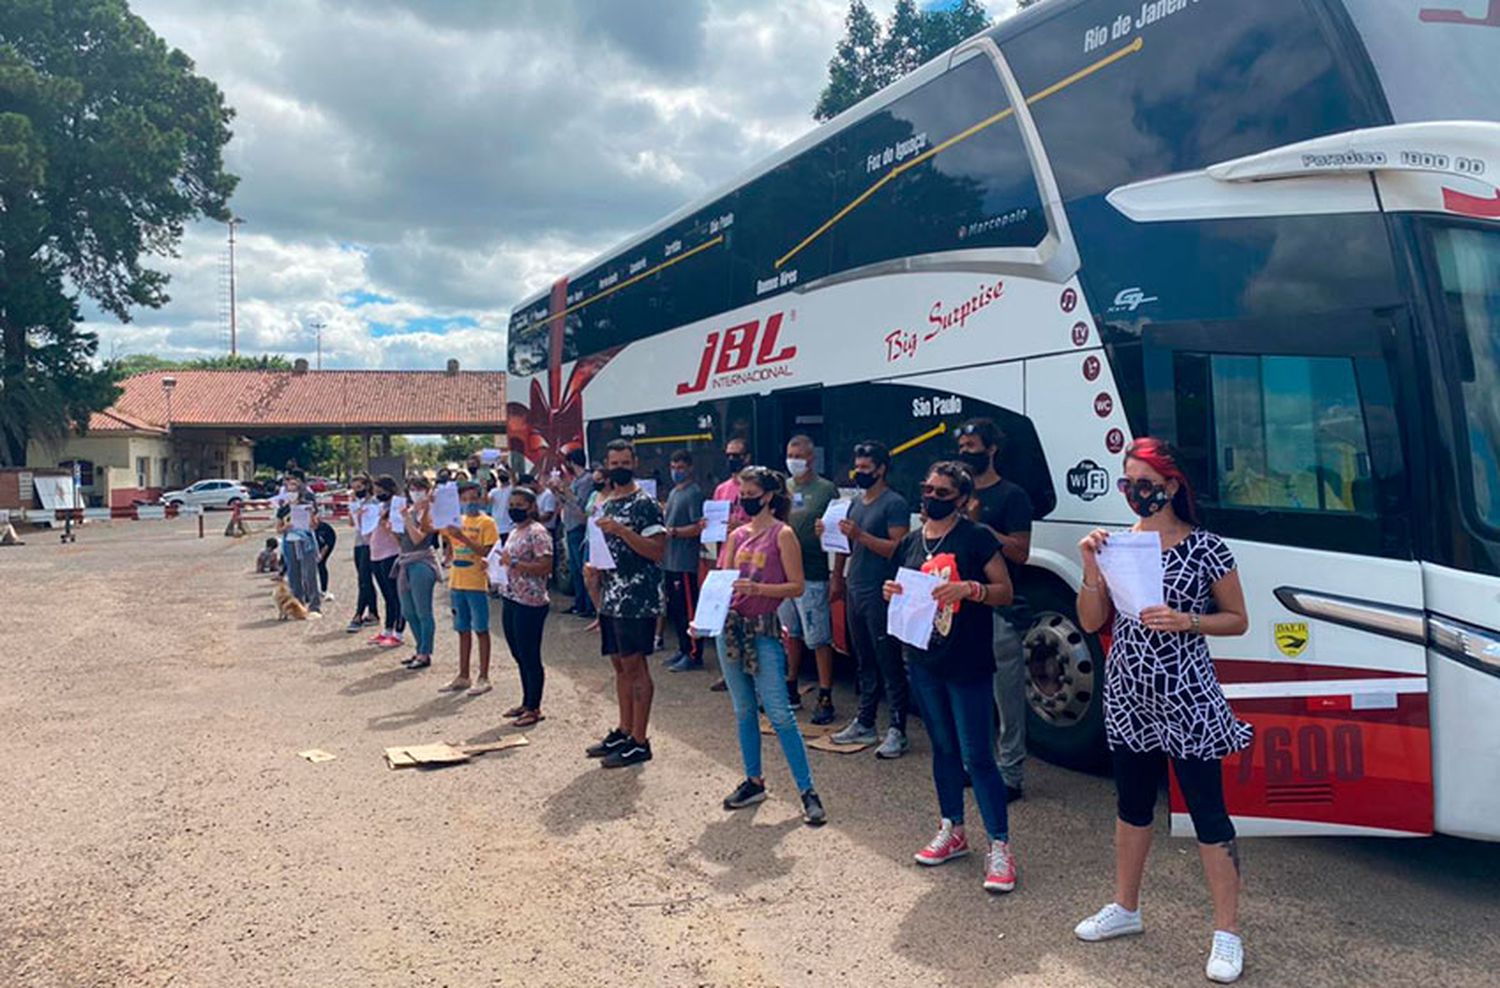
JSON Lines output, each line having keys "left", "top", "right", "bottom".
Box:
{"left": 506, "top": 0, "right": 1500, "bottom": 841}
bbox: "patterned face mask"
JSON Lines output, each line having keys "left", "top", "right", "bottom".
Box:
{"left": 1120, "top": 479, "right": 1171, "bottom": 518}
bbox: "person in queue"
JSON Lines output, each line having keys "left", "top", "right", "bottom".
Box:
{"left": 497, "top": 486, "right": 552, "bottom": 726}
{"left": 441, "top": 481, "right": 500, "bottom": 695}
{"left": 819, "top": 440, "right": 911, "bottom": 758}
{"left": 662, "top": 449, "right": 706, "bottom": 672}
{"left": 559, "top": 448, "right": 596, "bottom": 618}
{"left": 712, "top": 466, "right": 827, "bottom": 825}
{"left": 1072, "top": 438, "right": 1250, "bottom": 985}
{"left": 368, "top": 475, "right": 405, "bottom": 648}
{"left": 489, "top": 466, "right": 514, "bottom": 547}
{"left": 467, "top": 452, "right": 493, "bottom": 491}
{"left": 884, "top": 461, "right": 1018, "bottom": 891}
{"left": 705, "top": 435, "right": 751, "bottom": 691}
{"left": 584, "top": 439, "right": 667, "bottom": 768}
{"left": 345, "top": 474, "right": 381, "bottom": 633}
{"left": 394, "top": 475, "right": 441, "bottom": 672}
{"left": 780, "top": 435, "right": 839, "bottom": 724}
{"left": 275, "top": 469, "right": 322, "bottom": 613}
{"left": 956, "top": 418, "right": 1034, "bottom": 802}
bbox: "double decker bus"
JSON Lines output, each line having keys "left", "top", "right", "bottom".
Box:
{"left": 506, "top": 0, "right": 1500, "bottom": 841}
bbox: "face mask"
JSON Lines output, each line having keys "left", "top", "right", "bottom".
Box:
{"left": 463, "top": 503, "right": 483, "bottom": 516}
{"left": 958, "top": 450, "right": 991, "bottom": 475}
{"left": 1124, "top": 483, "right": 1171, "bottom": 518}
{"left": 853, "top": 470, "right": 878, "bottom": 490}
{"left": 922, "top": 496, "right": 958, "bottom": 521}
{"left": 608, "top": 466, "right": 634, "bottom": 487}
{"left": 740, "top": 496, "right": 766, "bottom": 517}
{"left": 725, "top": 455, "right": 746, "bottom": 473}
{"left": 593, "top": 480, "right": 605, "bottom": 492}
{"left": 786, "top": 458, "right": 808, "bottom": 477}
{"left": 508, "top": 507, "right": 530, "bottom": 524}
{"left": 376, "top": 492, "right": 392, "bottom": 502}
{"left": 671, "top": 469, "right": 690, "bottom": 485}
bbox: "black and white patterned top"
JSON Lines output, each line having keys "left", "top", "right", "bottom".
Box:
{"left": 1104, "top": 528, "right": 1252, "bottom": 760}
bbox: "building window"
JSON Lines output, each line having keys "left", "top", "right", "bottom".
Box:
{"left": 136, "top": 457, "right": 150, "bottom": 489}
{"left": 61, "top": 460, "right": 95, "bottom": 486}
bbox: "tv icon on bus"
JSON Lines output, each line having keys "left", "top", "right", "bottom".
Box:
{"left": 1067, "top": 460, "right": 1110, "bottom": 502}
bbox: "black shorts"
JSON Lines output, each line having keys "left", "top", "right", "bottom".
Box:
{"left": 601, "top": 615, "right": 656, "bottom": 658}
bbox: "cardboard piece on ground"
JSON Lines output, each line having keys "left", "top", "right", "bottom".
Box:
{"left": 298, "top": 748, "right": 337, "bottom": 763}
{"left": 454, "top": 735, "right": 531, "bottom": 755}
{"left": 384, "top": 742, "right": 471, "bottom": 769}
{"left": 758, "top": 715, "right": 835, "bottom": 740}
{"left": 807, "top": 734, "right": 873, "bottom": 754}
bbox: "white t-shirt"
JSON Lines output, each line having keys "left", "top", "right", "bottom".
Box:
{"left": 537, "top": 488, "right": 558, "bottom": 529}
{"left": 490, "top": 485, "right": 514, "bottom": 534}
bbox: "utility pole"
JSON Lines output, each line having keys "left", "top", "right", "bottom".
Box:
{"left": 227, "top": 217, "right": 245, "bottom": 356}
{"left": 310, "top": 320, "right": 327, "bottom": 370}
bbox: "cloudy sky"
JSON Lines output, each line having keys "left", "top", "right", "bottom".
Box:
{"left": 88, "top": 0, "right": 1019, "bottom": 371}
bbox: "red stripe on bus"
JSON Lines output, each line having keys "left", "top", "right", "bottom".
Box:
{"left": 1213, "top": 659, "right": 1422, "bottom": 684}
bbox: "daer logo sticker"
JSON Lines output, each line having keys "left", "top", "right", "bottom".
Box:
{"left": 1274, "top": 621, "right": 1310, "bottom": 659}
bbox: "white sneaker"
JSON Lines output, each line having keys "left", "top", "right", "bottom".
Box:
{"left": 1206, "top": 930, "right": 1243, "bottom": 983}
{"left": 1074, "top": 902, "right": 1145, "bottom": 942}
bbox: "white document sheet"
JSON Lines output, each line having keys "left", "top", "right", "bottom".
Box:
{"left": 886, "top": 567, "right": 943, "bottom": 650}
{"left": 389, "top": 496, "right": 407, "bottom": 535}
{"left": 429, "top": 483, "right": 462, "bottom": 531}
{"left": 689, "top": 569, "right": 739, "bottom": 638}
{"left": 701, "top": 499, "right": 731, "bottom": 543}
{"left": 290, "top": 504, "right": 313, "bottom": 532}
{"left": 1095, "top": 530, "right": 1165, "bottom": 621}
{"left": 820, "top": 499, "right": 852, "bottom": 554}
{"left": 485, "top": 544, "right": 509, "bottom": 590}
{"left": 357, "top": 503, "right": 379, "bottom": 536}
{"left": 638, "top": 479, "right": 658, "bottom": 500}
{"left": 587, "top": 517, "right": 616, "bottom": 570}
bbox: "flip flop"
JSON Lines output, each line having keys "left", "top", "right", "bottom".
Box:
{"left": 502, "top": 705, "right": 526, "bottom": 718}
{"left": 513, "top": 710, "right": 545, "bottom": 727}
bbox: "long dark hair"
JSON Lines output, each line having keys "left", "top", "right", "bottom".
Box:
{"left": 1124, "top": 437, "right": 1199, "bottom": 524}
{"left": 738, "top": 466, "right": 791, "bottom": 521}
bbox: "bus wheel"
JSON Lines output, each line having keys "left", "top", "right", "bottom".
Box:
{"left": 1021, "top": 579, "right": 1108, "bottom": 772}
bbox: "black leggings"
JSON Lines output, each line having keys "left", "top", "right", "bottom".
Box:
{"left": 1112, "top": 747, "right": 1235, "bottom": 844}
{"left": 371, "top": 555, "right": 404, "bottom": 634}
{"left": 353, "top": 544, "right": 380, "bottom": 620}
{"left": 501, "top": 598, "right": 548, "bottom": 710}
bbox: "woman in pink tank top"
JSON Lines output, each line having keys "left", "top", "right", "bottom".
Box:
{"left": 710, "top": 467, "right": 826, "bottom": 826}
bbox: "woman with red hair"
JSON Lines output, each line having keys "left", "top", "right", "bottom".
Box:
{"left": 1072, "top": 438, "right": 1251, "bottom": 984}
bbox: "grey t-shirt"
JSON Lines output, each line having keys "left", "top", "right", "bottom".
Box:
{"left": 662, "top": 482, "right": 704, "bottom": 574}
{"left": 845, "top": 487, "right": 909, "bottom": 593}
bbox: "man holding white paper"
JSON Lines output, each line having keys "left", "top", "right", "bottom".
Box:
{"left": 780, "top": 435, "right": 840, "bottom": 724}
{"left": 662, "top": 450, "right": 707, "bottom": 671}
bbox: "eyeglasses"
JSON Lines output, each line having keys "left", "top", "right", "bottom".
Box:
{"left": 920, "top": 484, "right": 959, "bottom": 499}
{"left": 1117, "top": 478, "right": 1166, "bottom": 498}
{"left": 852, "top": 443, "right": 881, "bottom": 458}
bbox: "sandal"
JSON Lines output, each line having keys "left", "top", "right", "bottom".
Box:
{"left": 513, "top": 710, "right": 545, "bottom": 727}
{"left": 502, "top": 705, "right": 526, "bottom": 718}
{"left": 404, "top": 655, "right": 431, "bottom": 670}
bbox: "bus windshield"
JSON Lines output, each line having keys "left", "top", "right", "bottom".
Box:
{"left": 1433, "top": 225, "right": 1500, "bottom": 532}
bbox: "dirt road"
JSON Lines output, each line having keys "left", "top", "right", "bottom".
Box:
{"left": 2, "top": 520, "right": 1497, "bottom": 987}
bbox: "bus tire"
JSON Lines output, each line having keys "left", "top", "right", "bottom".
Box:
{"left": 1019, "top": 576, "right": 1109, "bottom": 773}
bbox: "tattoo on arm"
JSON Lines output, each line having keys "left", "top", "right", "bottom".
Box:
{"left": 1219, "top": 839, "right": 1241, "bottom": 878}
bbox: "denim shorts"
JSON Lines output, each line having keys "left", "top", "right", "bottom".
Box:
{"left": 777, "top": 580, "right": 832, "bottom": 649}
{"left": 451, "top": 589, "right": 491, "bottom": 634}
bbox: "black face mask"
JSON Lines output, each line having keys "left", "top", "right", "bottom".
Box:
{"left": 725, "top": 455, "right": 746, "bottom": 474}
{"left": 593, "top": 481, "right": 605, "bottom": 492}
{"left": 958, "top": 450, "right": 992, "bottom": 475}
{"left": 608, "top": 467, "right": 634, "bottom": 487}
{"left": 922, "top": 496, "right": 958, "bottom": 521}
{"left": 1125, "top": 483, "right": 1171, "bottom": 518}
{"left": 508, "top": 507, "right": 530, "bottom": 524}
{"left": 740, "top": 496, "right": 766, "bottom": 517}
{"left": 853, "top": 470, "right": 879, "bottom": 490}
{"left": 376, "top": 491, "right": 392, "bottom": 502}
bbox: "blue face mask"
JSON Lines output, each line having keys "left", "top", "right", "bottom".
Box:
{"left": 463, "top": 503, "right": 483, "bottom": 516}
{"left": 671, "top": 469, "right": 689, "bottom": 485}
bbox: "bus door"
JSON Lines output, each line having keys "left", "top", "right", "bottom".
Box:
{"left": 1142, "top": 314, "right": 1434, "bottom": 837}
{"left": 755, "top": 387, "right": 828, "bottom": 476}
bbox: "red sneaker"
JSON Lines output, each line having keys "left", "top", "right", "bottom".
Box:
{"left": 983, "top": 841, "right": 1017, "bottom": 893}
{"left": 375, "top": 633, "right": 403, "bottom": 649}
{"left": 914, "top": 820, "right": 969, "bottom": 866}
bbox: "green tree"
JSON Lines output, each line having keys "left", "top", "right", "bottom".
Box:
{"left": 114, "top": 352, "right": 292, "bottom": 375}
{"left": 0, "top": 0, "right": 237, "bottom": 466}
{"left": 813, "top": 0, "right": 884, "bottom": 122}
{"left": 878, "top": 0, "right": 925, "bottom": 88}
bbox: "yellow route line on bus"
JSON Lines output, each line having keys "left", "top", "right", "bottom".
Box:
{"left": 891, "top": 421, "right": 948, "bottom": 457}
{"left": 552, "top": 235, "right": 726, "bottom": 323}
{"left": 633, "top": 432, "right": 715, "bottom": 446}
{"left": 774, "top": 36, "right": 1145, "bottom": 271}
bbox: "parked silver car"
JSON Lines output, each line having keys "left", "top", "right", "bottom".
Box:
{"left": 160, "top": 479, "right": 250, "bottom": 510}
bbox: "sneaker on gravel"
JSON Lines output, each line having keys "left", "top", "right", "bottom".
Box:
{"left": 601, "top": 738, "right": 652, "bottom": 768}
{"left": 1206, "top": 931, "right": 1244, "bottom": 984}
{"left": 437, "top": 677, "right": 471, "bottom": 693}
{"left": 345, "top": 619, "right": 363, "bottom": 634}
{"left": 723, "top": 778, "right": 768, "bottom": 810}
{"left": 831, "top": 719, "right": 878, "bottom": 745}
{"left": 800, "top": 789, "right": 827, "bottom": 826}
{"left": 465, "top": 678, "right": 492, "bottom": 697}
{"left": 585, "top": 728, "right": 630, "bottom": 759}
{"left": 914, "top": 819, "right": 969, "bottom": 866}
{"left": 1074, "top": 903, "right": 1145, "bottom": 942}
{"left": 810, "top": 699, "right": 837, "bottom": 726}
{"left": 662, "top": 651, "right": 687, "bottom": 668}
{"left": 709, "top": 677, "right": 727, "bottom": 692}
{"left": 367, "top": 632, "right": 388, "bottom": 644}
{"left": 983, "top": 841, "right": 1017, "bottom": 893}
{"left": 874, "top": 727, "right": 910, "bottom": 759}
{"left": 786, "top": 681, "right": 802, "bottom": 709}
{"left": 375, "top": 634, "right": 403, "bottom": 649}
{"left": 669, "top": 656, "right": 705, "bottom": 673}
{"left": 1005, "top": 785, "right": 1025, "bottom": 804}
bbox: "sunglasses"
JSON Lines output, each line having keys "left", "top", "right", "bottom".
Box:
{"left": 920, "top": 484, "right": 959, "bottom": 499}
{"left": 853, "top": 443, "right": 883, "bottom": 458}
{"left": 1117, "top": 478, "right": 1167, "bottom": 498}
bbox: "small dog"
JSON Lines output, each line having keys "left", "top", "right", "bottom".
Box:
{"left": 273, "top": 578, "right": 312, "bottom": 621}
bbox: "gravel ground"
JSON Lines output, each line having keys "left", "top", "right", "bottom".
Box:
{"left": 2, "top": 519, "right": 1498, "bottom": 988}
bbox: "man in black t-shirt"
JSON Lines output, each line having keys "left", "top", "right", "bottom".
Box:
{"left": 958, "top": 418, "right": 1033, "bottom": 802}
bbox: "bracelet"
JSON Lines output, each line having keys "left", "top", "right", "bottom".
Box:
{"left": 1191, "top": 612, "right": 1201, "bottom": 633}
{"left": 970, "top": 581, "right": 984, "bottom": 602}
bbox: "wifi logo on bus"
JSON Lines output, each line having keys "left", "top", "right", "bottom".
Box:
{"left": 676, "top": 312, "right": 797, "bottom": 395}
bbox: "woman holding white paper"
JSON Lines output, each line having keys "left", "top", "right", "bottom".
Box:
{"left": 393, "top": 475, "right": 441, "bottom": 671}
{"left": 1073, "top": 438, "right": 1250, "bottom": 985}
{"left": 882, "top": 462, "right": 1017, "bottom": 894}
{"left": 711, "top": 467, "right": 826, "bottom": 827}
{"left": 496, "top": 487, "right": 552, "bottom": 726}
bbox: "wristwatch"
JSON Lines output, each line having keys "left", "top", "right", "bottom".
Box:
{"left": 1190, "top": 613, "right": 1201, "bottom": 633}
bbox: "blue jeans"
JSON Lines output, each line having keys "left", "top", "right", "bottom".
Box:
{"left": 565, "top": 524, "right": 593, "bottom": 614}
{"left": 451, "top": 589, "right": 491, "bottom": 634}
{"left": 282, "top": 530, "right": 321, "bottom": 612}
{"left": 907, "top": 660, "right": 1010, "bottom": 842}
{"left": 717, "top": 632, "right": 814, "bottom": 793}
{"left": 398, "top": 563, "right": 439, "bottom": 655}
